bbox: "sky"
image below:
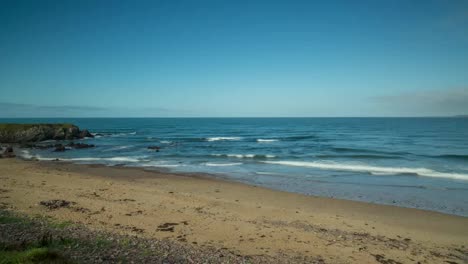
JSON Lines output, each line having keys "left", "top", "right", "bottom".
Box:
{"left": 1, "top": 0, "right": 467, "bottom": 117}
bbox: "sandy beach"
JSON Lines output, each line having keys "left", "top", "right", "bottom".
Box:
{"left": 0, "top": 158, "right": 467, "bottom": 263}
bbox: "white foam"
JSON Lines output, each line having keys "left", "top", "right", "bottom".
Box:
{"left": 61, "top": 156, "right": 142, "bottom": 163}
{"left": 160, "top": 141, "right": 172, "bottom": 144}
{"left": 212, "top": 154, "right": 276, "bottom": 159}
{"left": 110, "top": 131, "right": 137, "bottom": 137}
{"left": 257, "top": 139, "right": 279, "bottom": 142}
{"left": 263, "top": 160, "right": 468, "bottom": 181}
{"left": 205, "top": 162, "right": 242, "bottom": 167}
{"left": 255, "top": 171, "right": 281, "bottom": 175}
{"left": 228, "top": 154, "right": 254, "bottom": 158}
{"left": 20, "top": 150, "right": 33, "bottom": 159}
{"left": 139, "top": 161, "right": 182, "bottom": 168}
{"left": 34, "top": 155, "right": 58, "bottom": 161}
{"left": 206, "top": 137, "right": 242, "bottom": 142}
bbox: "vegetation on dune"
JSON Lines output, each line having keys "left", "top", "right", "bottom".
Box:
{"left": 0, "top": 247, "right": 67, "bottom": 264}
{"left": 0, "top": 124, "right": 75, "bottom": 132}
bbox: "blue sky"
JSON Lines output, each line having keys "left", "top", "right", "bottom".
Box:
{"left": 1, "top": 0, "right": 467, "bottom": 117}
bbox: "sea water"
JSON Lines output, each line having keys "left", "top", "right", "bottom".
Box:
{"left": 3, "top": 117, "right": 468, "bottom": 216}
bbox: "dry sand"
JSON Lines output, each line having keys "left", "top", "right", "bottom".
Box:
{"left": 0, "top": 158, "right": 467, "bottom": 263}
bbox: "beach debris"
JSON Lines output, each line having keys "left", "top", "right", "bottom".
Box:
{"left": 372, "top": 254, "right": 402, "bottom": 264}
{"left": 39, "top": 199, "right": 74, "bottom": 210}
{"left": 0, "top": 146, "right": 15, "bottom": 158}
{"left": 157, "top": 222, "right": 179, "bottom": 232}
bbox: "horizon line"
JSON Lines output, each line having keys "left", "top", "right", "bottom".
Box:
{"left": 0, "top": 116, "right": 466, "bottom": 119}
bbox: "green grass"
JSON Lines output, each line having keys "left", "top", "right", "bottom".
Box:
{"left": 47, "top": 220, "right": 73, "bottom": 230}
{"left": 95, "top": 235, "right": 112, "bottom": 249}
{"left": 0, "top": 215, "right": 32, "bottom": 226}
{"left": 0, "top": 247, "right": 67, "bottom": 264}
{"left": 118, "top": 237, "right": 131, "bottom": 248}
{"left": 0, "top": 215, "right": 23, "bottom": 224}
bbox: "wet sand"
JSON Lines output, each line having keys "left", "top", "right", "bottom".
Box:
{"left": 0, "top": 158, "right": 467, "bottom": 263}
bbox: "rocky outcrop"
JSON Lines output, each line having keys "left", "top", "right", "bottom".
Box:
{"left": 53, "top": 144, "right": 67, "bottom": 152}
{"left": 52, "top": 142, "right": 96, "bottom": 152}
{"left": 0, "top": 124, "right": 94, "bottom": 143}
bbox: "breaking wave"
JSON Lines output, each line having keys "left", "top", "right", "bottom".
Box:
{"left": 212, "top": 154, "right": 276, "bottom": 159}
{"left": 257, "top": 139, "right": 279, "bottom": 142}
{"left": 206, "top": 137, "right": 243, "bottom": 142}
{"left": 263, "top": 160, "right": 468, "bottom": 181}
{"left": 204, "top": 162, "right": 242, "bottom": 167}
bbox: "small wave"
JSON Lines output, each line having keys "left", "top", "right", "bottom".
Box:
{"left": 139, "top": 161, "right": 182, "bottom": 168}
{"left": 255, "top": 171, "right": 282, "bottom": 175}
{"left": 160, "top": 140, "right": 172, "bottom": 144}
{"left": 103, "top": 145, "right": 132, "bottom": 152}
{"left": 91, "top": 131, "right": 137, "bottom": 138}
{"left": 282, "top": 135, "right": 318, "bottom": 141}
{"left": 205, "top": 162, "right": 242, "bottom": 167}
{"left": 315, "top": 154, "right": 401, "bottom": 159}
{"left": 107, "top": 131, "right": 137, "bottom": 137}
{"left": 431, "top": 154, "right": 468, "bottom": 161}
{"left": 263, "top": 160, "right": 468, "bottom": 181}
{"left": 257, "top": 139, "right": 279, "bottom": 143}
{"left": 331, "top": 147, "right": 409, "bottom": 156}
{"left": 62, "top": 157, "right": 142, "bottom": 163}
{"left": 206, "top": 137, "right": 242, "bottom": 142}
{"left": 212, "top": 154, "right": 276, "bottom": 159}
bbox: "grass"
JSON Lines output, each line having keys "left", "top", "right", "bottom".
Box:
{"left": 0, "top": 212, "right": 76, "bottom": 263}
{"left": 0, "top": 215, "right": 24, "bottom": 224}
{"left": 0, "top": 247, "right": 68, "bottom": 264}
{"left": 94, "top": 235, "right": 112, "bottom": 249}
{"left": 47, "top": 220, "right": 74, "bottom": 230}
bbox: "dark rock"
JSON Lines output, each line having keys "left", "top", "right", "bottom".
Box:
{"left": 66, "top": 142, "right": 95, "bottom": 149}
{"left": 20, "top": 143, "right": 55, "bottom": 149}
{"left": 54, "top": 144, "right": 67, "bottom": 152}
{"left": 0, "top": 124, "right": 94, "bottom": 143}
{"left": 0, "top": 146, "right": 15, "bottom": 158}
{"left": 79, "top": 129, "right": 94, "bottom": 138}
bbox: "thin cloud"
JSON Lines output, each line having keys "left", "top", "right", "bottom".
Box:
{"left": 372, "top": 89, "right": 468, "bottom": 116}
{"left": 0, "top": 102, "right": 180, "bottom": 117}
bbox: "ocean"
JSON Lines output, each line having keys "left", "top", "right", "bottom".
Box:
{"left": 3, "top": 117, "right": 468, "bottom": 216}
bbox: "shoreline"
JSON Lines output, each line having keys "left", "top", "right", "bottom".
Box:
{"left": 1, "top": 158, "right": 467, "bottom": 263}
{"left": 19, "top": 153, "right": 468, "bottom": 217}
{"left": 35, "top": 157, "right": 468, "bottom": 218}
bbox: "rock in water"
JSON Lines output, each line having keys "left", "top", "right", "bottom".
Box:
{"left": 54, "top": 144, "right": 67, "bottom": 152}
{"left": 0, "top": 124, "right": 94, "bottom": 143}
{"left": 66, "top": 142, "right": 95, "bottom": 149}
{"left": 79, "top": 129, "right": 93, "bottom": 138}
